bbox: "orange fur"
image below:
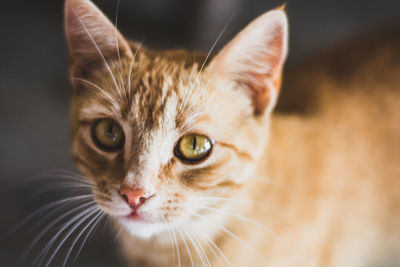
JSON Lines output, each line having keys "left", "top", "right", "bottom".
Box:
{"left": 64, "top": 0, "right": 400, "bottom": 266}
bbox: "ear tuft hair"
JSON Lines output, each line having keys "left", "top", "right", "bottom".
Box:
{"left": 64, "top": 0, "right": 132, "bottom": 77}
{"left": 208, "top": 9, "right": 288, "bottom": 115}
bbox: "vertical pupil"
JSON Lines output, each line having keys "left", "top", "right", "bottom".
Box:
{"left": 107, "top": 124, "right": 115, "bottom": 141}
{"left": 192, "top": 136, "right": 197, "bottom": 150}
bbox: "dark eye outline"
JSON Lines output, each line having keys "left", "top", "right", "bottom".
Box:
{"left": 91, "top": 118, "right": 125, "bottom": 152}
{"left": 174, "top": 133, "right": 214, "bottom": 164}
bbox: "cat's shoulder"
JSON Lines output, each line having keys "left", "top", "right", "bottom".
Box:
{"left": 277, "top": 26, "right": 400, "bottom": 114}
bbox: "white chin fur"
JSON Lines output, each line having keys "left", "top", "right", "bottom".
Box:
{"left": 119, "top": 219, "right": 168, "bottom": 239}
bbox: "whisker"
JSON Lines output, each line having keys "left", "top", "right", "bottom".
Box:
{"left": 196, "top": 196, "right": 258, "bottom": 206}
{"left": 72, "top": 211, "right": 105, "bottom": 263}
{"left": 191, "top": 211, "right": 268, "bottom": 265}
{"left": 181, "top": 223, "right": 203, "bottom": 266}
{"left": 187, "top": 225, "right": 213, "bottom": 267}
{"left": 21, "top": 172, "right": 94, "bottom": 189}
{"left": 62, "top": 210, "right": 104, "bottom": 267}
{"left": 187, "top": 14, "right": 234, "bottom": 95}
{"left": 114, "top": 0, "right": 122, "bottom": 69}
{"left": 177, "top": 227, "right": 194, "bottom": 267}
{"left": 102, "top": 215, "right": 111, "bottom": 234}
{"left": 179, "top": 57, "right": 198, "bottom": 111}
{"left": 11, "top": 195, "right": 93, "bottom": 236}
{"left": 167, "top": 226, "right": 176, "bottom": 266}
{"left": 182, "top": 223, "right": 210, "bottom": 267}
{"left": 38, "top": 180, "right": 91, "bottom": 188}
{"left": 112, "top": 0, "right": 128, "bottom": 101}
{"left": 70, "top": 77, "right": 118, "bottom": 108}
{"left": 194, "top": 61, "right": 226, "bottom": 92}
{"left": 49, "top": 173, "right": 94, "bottom": 186}
{"left": 199, "top": 206, "right": 277, "bottom": 237}
{"left": 33, "top": 205, "right": 98, "bottom": 266}
{"left": 22, "top": 201, "right": 96, "bottom": 262}
{"left": 127, "top": 39, "right": 144, "bottom": 101}
{"left": 114, "top": 224, "right": 124, "bottom": 241}
{"left": 29, "top": 183, "right": 92, "bottom": 199}
{"left": 187, "top": 219, "right": 232, "bottom": 267}
{"left": 71, "top": 9, "right": 124, "bottom": 100}
{"left": 190, "top": 223, "right": 213, "bottom": 267}
{"left": 170, "top": 225, "right": 181, "bottom": 267}
{"left": 179, "top": 16, "right": 233, "bottom": 120}
{"left": 40, "top": 207, "right": 100, "bottom": 267}
{"left": 28, "top": 200, "right": 94, "bottom": 232}
{"left": 46, "top": 169, "right": 92, "bottom": 182}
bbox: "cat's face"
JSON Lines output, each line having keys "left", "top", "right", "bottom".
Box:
{"left": 65, "top": 0, "right": 287, "bottom": 238}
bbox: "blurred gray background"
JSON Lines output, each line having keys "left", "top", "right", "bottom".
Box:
{"left": 1, "top": 0, "right": 399, "bottom": 266}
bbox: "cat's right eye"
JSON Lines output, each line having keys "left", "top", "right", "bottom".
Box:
{"left": 174, "top": 133, "right": 213, "bottom": 163}
{"left": 91, "top": 118, "right": 125, "bottom": 151}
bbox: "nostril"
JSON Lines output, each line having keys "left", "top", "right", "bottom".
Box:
{"left": 119, "top": 185, "right": 149, "bottom": 208}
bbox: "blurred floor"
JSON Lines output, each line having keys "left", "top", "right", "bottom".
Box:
{"left": 1, "top": 0, "right": 399, "bottom": 266}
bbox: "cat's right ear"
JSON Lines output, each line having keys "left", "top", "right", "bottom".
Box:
{"left": 207, "top": 8, "right": 288, "bottom": 116}
{"left": 64, "top": 0, "right": 132, "bottom": 77}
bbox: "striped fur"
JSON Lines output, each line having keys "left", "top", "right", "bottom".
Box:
{"left": 65, "top": 0, "right": 400, "bottom": 266}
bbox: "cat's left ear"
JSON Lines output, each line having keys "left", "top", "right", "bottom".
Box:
{"left": 208, "top": 7, "right": 288, "bottom": 115}
{"left": 64, "top": 0, "right": 133, "bottom": 77}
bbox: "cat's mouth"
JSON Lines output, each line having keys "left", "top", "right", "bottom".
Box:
{"left": 121, "top": 206, "right": 154, "bottom": 223}
{"left": 126, "top": 210, "right": 144, "bottom": 221}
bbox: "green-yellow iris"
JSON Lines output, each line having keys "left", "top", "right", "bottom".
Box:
{"left": 92, "top": 118, "right": 124, "bottom": 151}
{"left": 176, "top": 134, "right": 213, "bottom": 162}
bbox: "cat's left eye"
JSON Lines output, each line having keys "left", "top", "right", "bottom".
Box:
{"left": 174, "top": 134, "right": 213, "bottom": 163}
{"left": 91, "top": 118, "right": 125, "bottom": 151}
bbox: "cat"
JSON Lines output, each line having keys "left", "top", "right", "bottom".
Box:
{"left": 64, "top": 0, "right": 400, "bottom": 266}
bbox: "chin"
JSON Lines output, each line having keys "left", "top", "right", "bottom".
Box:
{"left": 119, "top": 219, "right": 169, "bottom": 239}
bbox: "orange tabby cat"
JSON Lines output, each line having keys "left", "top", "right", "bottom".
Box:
{"left": 64, "top": 0, "right": 400, "bottom": 266}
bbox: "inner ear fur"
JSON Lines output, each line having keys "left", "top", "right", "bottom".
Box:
{"left": 208, "top": 8, "right": 288, "bottom": 115}
{"left": 64, "top": 0, "right": 133, "bottom": 77}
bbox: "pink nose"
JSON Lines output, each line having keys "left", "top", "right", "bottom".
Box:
{"left": 119, "top": 185, "right": 149, "bottom": 209}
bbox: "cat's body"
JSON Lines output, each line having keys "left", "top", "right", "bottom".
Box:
{"left": 63, "top": 0, "right": 400, "bottom": 266}
{"left": 261, "top": 32, "right": 400, "bottom": 266}
{"left": 120, "top": 65, "right": 400, "bottom": 267}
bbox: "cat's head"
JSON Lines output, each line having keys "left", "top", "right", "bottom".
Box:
{"left": 65, "top": 0, "right": 288, "bottom": 239}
